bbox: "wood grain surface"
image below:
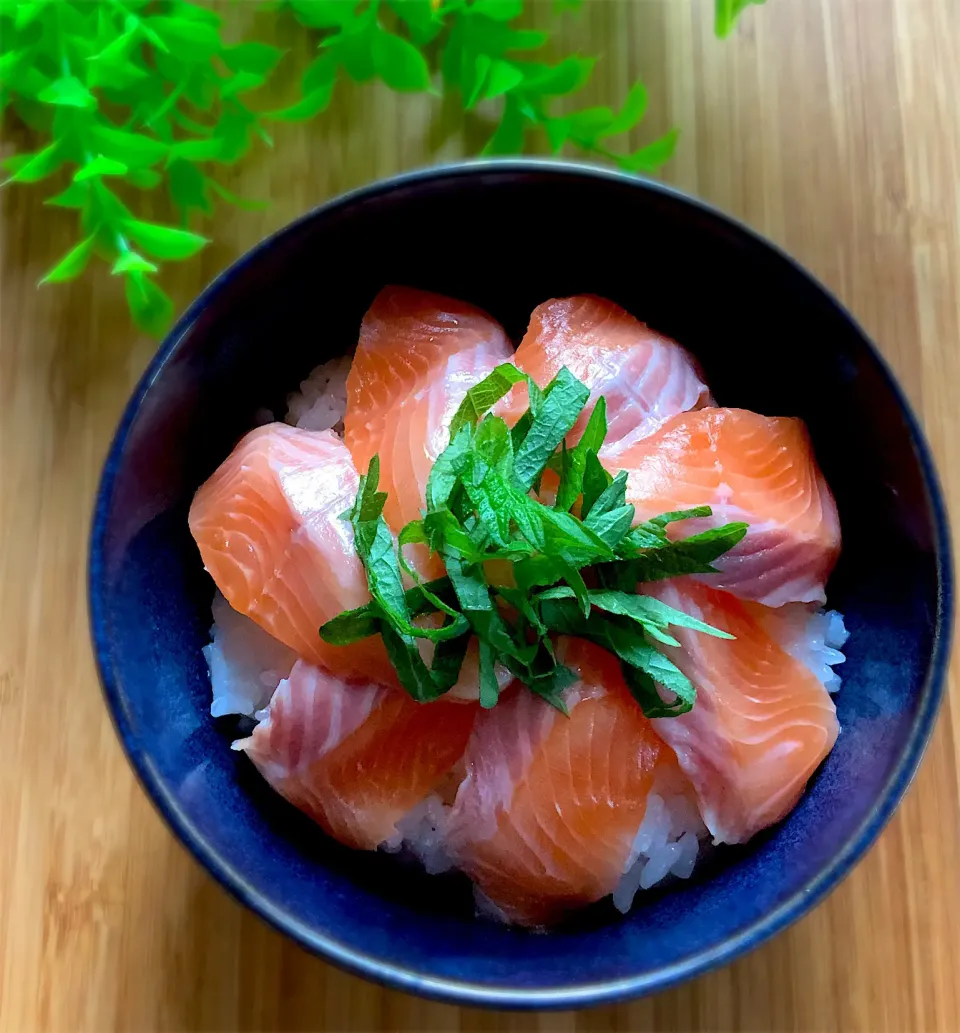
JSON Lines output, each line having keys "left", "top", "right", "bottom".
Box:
{"left": 2, "top": 1, "right": 959, "bottom": 1030}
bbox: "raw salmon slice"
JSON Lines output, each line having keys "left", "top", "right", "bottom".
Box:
{"left": 496, "top": 295, "right": 711, "bottom": 453}
{"left": 188, "top": 423, "right": 397, "bottom": 686}
{"left": 615, "top": 408, "right": 841, "bottom": 606}
{"left": 344, "top": 286, "right": 514, "bottom": 576}
{"left": 644, "top": 578, "right": 840, "bottom": 845}
{"left": 235, "top": 659, "right": 479, "bottom": 851}
{"left": 445, "top": 639, "right": 697, "bottom": 927}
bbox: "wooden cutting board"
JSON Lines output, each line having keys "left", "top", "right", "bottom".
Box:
{"left": 2, "top": 1, "right": 958, "bottom": 1030}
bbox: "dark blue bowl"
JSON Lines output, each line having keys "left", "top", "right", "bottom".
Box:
{"left": 89, "top": 160, "right": 953, "bottom": 1009}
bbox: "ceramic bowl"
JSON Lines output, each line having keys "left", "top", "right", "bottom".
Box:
{"left": 90, "top": 161, "right": 953, "bottom": 1009}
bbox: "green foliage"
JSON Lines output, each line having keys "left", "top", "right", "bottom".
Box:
{"left": 1, "top": 0, "right": 765, "bottom": 337}
{"left": 715, "top": 0, "right": 767, "bottom": 38}
{"left": 275, "top": 0, "right": 681, "bottom": 171}
{"left": 0, "top": 0, "right": 277, "bottom": 335}
{"left": 321, "top": 365, "right": 747, "bottom": 717}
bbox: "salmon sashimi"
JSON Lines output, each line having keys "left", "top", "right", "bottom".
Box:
{"left": 496, "top": 296, "right": 711, "bottom": 453}
{"left": 344, "top": 286, "right": 514, "bottom": 576}
{"left": 189, "top": 423, "right": 397, "bottom": 686}
{"left": 644, "top": 578, "right": 840, "bottom": 845}
{"left": 235, "top": 660, "right": 479, "bottom": 850}
{"left": 445, "top": 639, "right": 702, "bottom": 927}
{"left": 615, "top": 408, "right": 841, "bottom": 606}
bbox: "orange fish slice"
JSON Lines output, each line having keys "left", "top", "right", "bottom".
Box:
{"left": 644, "top": 578, "right": 840, "bottom": 845}
{"left": 235, "top": 660, "right": 479, "bottom": 850}
{"left": 445, "top": 639, "right": 696, "bottom": 927}
{"left": 615, "top": 407, "right": 841, "bottom": 606}
{"left": 344, "top": 286, "right": 514, "bottom": 577}
{"left": 496, "top": 295, "right": 711, "bottom": 453}
{"left": 188, "top": 423, "right": 397, "bottom": 686}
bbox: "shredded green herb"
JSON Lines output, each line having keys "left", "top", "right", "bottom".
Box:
{"left": 320, "top": 364, "right": 747, "bottom": 717}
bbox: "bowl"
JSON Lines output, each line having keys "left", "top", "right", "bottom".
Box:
{"left": 89, "top": 160, "right": 953, "bottom": 1009}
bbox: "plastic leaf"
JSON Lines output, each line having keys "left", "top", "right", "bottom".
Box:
{"left": 84, "top": 182, "right": 131, "bottom": 226}
{"left": 89, "top": 28, "right": 139, "bottom": 66}
{"left": 503, "top": 29, "right": 549, "bottom": 52}
{"left": 74, "top": 155, "right": 129, "bottom": 181}
{"left": 39, "top": 236, "right": 96, "bottom": 285}
{"left": 169, "top": 138, "right": 224, "bottom": 161}
{"left": 111, "top": 251, "right": 159, "bottom": 275}
{"left": 481, "top": 97, "right": 526, "bottom": 155}
{"left": 87, "top": 56, "right": 149, "bottom": 91}
{"left": 521, "top": 55, "right": 595, "bottom": 96}
{"left": 2, "top": 142, "right": 62, "bottom": 184}
{"left": 299, "top": 49, "right": 336, "bottom": 88}
{"left": 222, "top": 42, "right": 286, "bottom": 75}
{"left": 463, "top": 54, "right": 492, "bottom": 109}
{"left": 168, "top": 159, "right": 211, "bottom": 214}
{"left": 7, "top": 65, "right": 53, "bottom": 102}
{"left": 287, "top": 0, "right": 355, "bottom": 29}
{"left": 91, "top": 125, "right": 167, "bottom": 168}
{"left": 332, "top": 27, "right": 377, "bottom": 83}
{"left": 222, "top": 71, "right": 267, "bottom": 98}
{"left": 44, "top": 182, "right": 88, "bottom": 208}
{"left": 472, "top": 0, "right": 524, "bottom": 20}
{"left": 716, "top": 0, "right": 767, "bottom": 38}
{"left": 266, "top": 82, "right": 335, "bottom": 121}
{"left": 482, "top": 59, "right": 524, "bottom": 101}
{"left": 126, "top": 168, "right": 163, "bottom": 189}
{"left": 14, "top": 3, "right": 45, "bottom": 29}
{"left": 386, "top": 0, "right": 443, "bottom": 46}
{"left": 183, "top": 68, "right": 217, "bottom": 111}
{"left": 145, "top": 17, "right": 221, "bottom": 62}
{"left": 601, "top": 80, "right": 648, "bottom": 138}
{"left": 134, "top": 16, "right": 170, "bottom": 53}
{"left": 0, "top": 49, "right": 28, "bottom": 79}
{"left": 125, "top": 271, "right": 175, "bottom": 337}
{"left": 544, "top": 117, "right": 570, "bottom": 153}
{"left": 440, "top": 22, "right": 464, "bottom": 89}
{"left": 37, "top": 76, "right": 97, "bottom": 110}
{"left": 212, "top": 111, "right": 253, "bottom": 162}
{"left": 121, "top": 218, "right": 209, "bottom": 260}
{"left": 207, "top": 179, "right": 269, "bottom": 211}
{"left": 371, "top": 30, "right": 433, "bottom": 92}
{"left": 175, "top": 3, "right": 222, "bottom": 27}
{"left": 615, "top": 128, "right": 680, "bottom": 173}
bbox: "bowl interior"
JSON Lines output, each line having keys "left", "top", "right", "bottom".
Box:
{"left": 91, "top": 164, "right": 951, "bottom": 1007}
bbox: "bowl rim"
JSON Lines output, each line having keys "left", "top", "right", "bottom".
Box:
{"left": 88, "top": 157, "right": 955, "bottom": 1010}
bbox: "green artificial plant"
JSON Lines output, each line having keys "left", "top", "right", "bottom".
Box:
{"left": 0, "top": 0, "right": 767, "bottom": 336}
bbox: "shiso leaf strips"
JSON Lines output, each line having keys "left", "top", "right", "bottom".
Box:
{"left": 320, "top": 366, "right": 746, "bottom": 717}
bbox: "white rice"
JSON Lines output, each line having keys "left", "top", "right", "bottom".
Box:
{"left": 284, "top": 355, "right": 351, "bottom": 433}
{"left": 612, "top": 764, "right": 709, "bottom": 914}
{"left": 768, "top": 606, "right": 849, "bottom": 693}
{"left": 377, "top": 768, "right": 708, "bottom": 923}
{"left": 381, "top": 793, "right": 456, "bottom": 875}
{"left": 204, "top": 592, "right": 297, "bottom": 718}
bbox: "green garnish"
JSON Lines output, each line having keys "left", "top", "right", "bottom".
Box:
{"left": 715, "top": 0, "right": 768, "bottom": 40}
{"left": 1, "top": 0, "right": 765, "bottom": 338}
{"left": 321, "top": 364, "right": 747, "bottom": 717}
